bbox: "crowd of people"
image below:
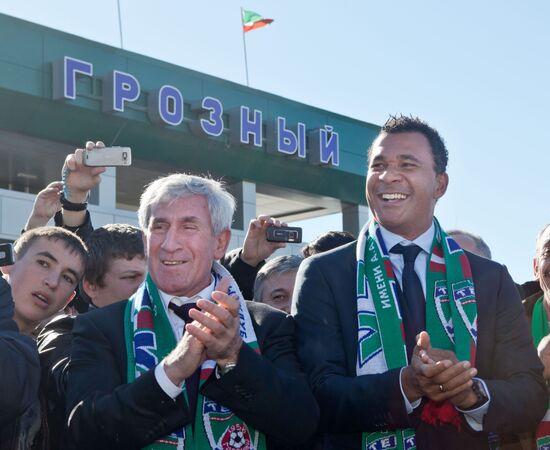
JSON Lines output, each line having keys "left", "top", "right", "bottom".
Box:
{"left": 0, "top": 115, "right": 548, "bottom": 450}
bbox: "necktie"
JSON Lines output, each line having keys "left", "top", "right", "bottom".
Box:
{"left": 168, "top": 301, "right": 196, "bottom": 323}
{"left": 391, "top": 244, "right": 425, "bottom": 358}
{"left": 168, "top": 300, "right": 200, "bottom": 421}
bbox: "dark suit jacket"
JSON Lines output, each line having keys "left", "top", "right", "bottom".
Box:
{"left": 293, "top": 241, "right": 547, "bottom": 450}
{"left": 221, "top": 248, "right": 265, "bottom": 301}
{"left": 66, "top": 299, "right": 318, "bottom": 449}
{"left": 0, "top": 277, "right": 40, "bottom": 426}
{"left": 37, "top": 314, "right": 75, "bottom": 449}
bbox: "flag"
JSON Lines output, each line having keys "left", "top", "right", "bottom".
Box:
{"left": 242, "top": 9, "right": 273, "bottom": 33}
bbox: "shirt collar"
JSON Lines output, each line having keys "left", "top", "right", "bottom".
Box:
{"left": 379, "top": 221, "right": 435, "bottom": 255}
{"left": 158, "top": 275, "right": 215, "bottom": 309}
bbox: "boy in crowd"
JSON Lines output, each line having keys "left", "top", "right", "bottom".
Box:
{"left": 80, "top": 223, "right": 146, "bottom": 308}
{"left": 0, "top": 226, "right": 86, "bottom": 448}
{"left": 5, "top": 227, "right": 87, "bottom": 336}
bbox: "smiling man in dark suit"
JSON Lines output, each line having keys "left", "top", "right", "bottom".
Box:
{"left": 66, "top": 173, "right": 318, "bottom": 450}
{"left": 293, "top": 115, "right": 547, "bottom": 450}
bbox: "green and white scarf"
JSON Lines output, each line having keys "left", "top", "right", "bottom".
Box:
{"left": 530, "top": 296, "right": 550, "bottom": 449}
{"left": 356, "top": 218, "right": 478, "bottom": 450}
{"left": 124, "top": 262, "right": 266, "bottom": 450}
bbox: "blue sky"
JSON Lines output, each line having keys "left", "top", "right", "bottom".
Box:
{"left": 1, "top": 0, "right": 548, "bottom": 282}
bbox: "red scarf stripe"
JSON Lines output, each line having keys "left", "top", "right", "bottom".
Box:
{"left": 459, "top": 254, "right": 472, "bottom": 278}
{"left": 384, "top": 259, "right": 395, "bottom": 278}
{"left": 470, "top": 340, "right": 477, "bottom": 366}
{"left": 429, "top": 260, "right": 447, "bottom": 273}
{"left": 137, "top": 309, "right": 154, "bottom": 329}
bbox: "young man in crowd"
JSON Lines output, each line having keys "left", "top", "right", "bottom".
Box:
{"left": 1, "top": 226, "right": 86, "bottom": 447}
{"left": 65, "top": 173, "right": 318, "bottom": 449}
{"left": 80, "top": 223, "right": 146, "bottom": 308}
{"left": 5, "top": 227, "right": 86, "bottom": 336}
{"left": 0, "top": 269, "right": 41, "bottom": 441}
{"left": 293, "top": 115, "right": 546, "bottom": 449}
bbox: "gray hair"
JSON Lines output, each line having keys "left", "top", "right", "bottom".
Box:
{"left": 536, "top": 223, "right": 550, "bottom": 257}
{"left": 138, "top": 173, "right": 236, "bottom": 235}
{"left": 254, "top": 254, "right": 303, "bottom": 301}
{"left": 447, "top": 229, "right": 492, "bottom": 260}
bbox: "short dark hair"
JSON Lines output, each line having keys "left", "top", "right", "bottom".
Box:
{"left": 368, "top": 115, "right": 449, "bottom": 174}
{"left": 84, "top": 223, "right": 144, "bottom": 287}
{"left": 301, "top": 231, "right": 355, "bottom": 258}
{"left": 15, "top": 227, "right": 87, "bottom": 271}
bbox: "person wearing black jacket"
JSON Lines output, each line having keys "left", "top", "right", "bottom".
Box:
{"left": 0, "top": 277, "right": 41, "bottom": 442}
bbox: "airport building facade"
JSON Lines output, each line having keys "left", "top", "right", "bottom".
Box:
{"left": 0, "top": 13, "right": 379, "bottom": 250}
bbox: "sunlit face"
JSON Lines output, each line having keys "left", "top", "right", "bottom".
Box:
{"left": 144, "top": 195, "right": 230, "bottom": 297}
{"left": 535, "top": 227, "right": 550, "bottom": 304}
{"left": 366, "top": 132, "right": 448, "bottom": 240}
{"left": 6, "top": 238, "right": 84, "bottom": 333}
{"left": 258, "top": 270, "right": 297, "bottom": 314}
{"left": 84, "top": 256, "right": 146, "bottom": 308}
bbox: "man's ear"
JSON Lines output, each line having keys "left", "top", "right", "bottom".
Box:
{"left": 214, "top": 229, "right": 231, "bottom": 260}
{"left": 534, "top": 257, "right": 540, "bottom": 280}
{"left": 82, "top": 279, "right": 97, "bottom": 301}
{"left": 435, "top": 172, "right": 449, "bottom": 200}
{"left": 1, "top": 264, "right": 11, "bottom": 275}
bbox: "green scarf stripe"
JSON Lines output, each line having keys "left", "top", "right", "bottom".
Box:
{"left": 145, "top": 276, "right": 178, "bottom": 352}
{"left": 364, "top": 239, "right": 407, "bottom": 369}
{"left": 358, "top": 219, "right": 477, "bottom": 450}
{"left": 530, "top": 296, "right": 550, "bottom": 446}
{"left": 532, "top": 296, "right": 548, "bottom": 349}
{"left": 124, "top": 269, "right": 267, "bottom": 450}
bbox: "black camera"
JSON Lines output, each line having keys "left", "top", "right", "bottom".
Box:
{"left": 266, "top": 226, "right": 303, "bottom": 243}
{"left": 0, "top": 243, "right": 14, "bottom": 266}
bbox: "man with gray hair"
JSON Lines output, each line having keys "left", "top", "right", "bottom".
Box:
{"left": 446, "top": 229, "right": 492, "bottom": 260}
{"left": 254, "top": 255, "right": 302, "bottom": 313}
{"left": 66, "top": 173, "right": 318, "bottom": 449}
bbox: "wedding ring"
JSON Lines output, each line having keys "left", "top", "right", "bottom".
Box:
{"left": 439, "top": 384, "right": 444, "bottom": 392}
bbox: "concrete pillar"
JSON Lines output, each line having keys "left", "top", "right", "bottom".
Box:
{"left": 227, "top": 180, "right": 256, "bottom": 232}
{"left": 342, "top": 203, "right": 369, "bottom": 237}
{"left": 226, "top": 180, "right": 257, "bottom": 251}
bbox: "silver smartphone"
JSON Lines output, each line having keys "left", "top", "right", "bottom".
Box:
{"left": 83, "top": 146, "right": 132, "bottom": 167}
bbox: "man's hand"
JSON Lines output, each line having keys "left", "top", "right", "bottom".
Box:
{"left": 402, "top": 331, "right": 477, "bottom": 406}
{"left": 163, "top": 331, "right": 206, "bottom": 387}
{"left": 241, "top": 215, "right": 287, "bottom": 267}
{"left": 186, "top": 278, "right": 243, "bottom": 367}
{"left": 62, "top": 141, "right": 106, "bottom": 203}
{"left": 24, "top": 181, "right": 63, "bottom": 231}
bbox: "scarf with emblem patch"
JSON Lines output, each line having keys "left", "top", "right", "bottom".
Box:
{"left": 356, "top": 218, "right": 478, "bottom": 450}
{"left": 124, "top": 262, "right": 266, "bottom": 450}
{"left": 530, "top": 296, "right": 550, "bottom": 449}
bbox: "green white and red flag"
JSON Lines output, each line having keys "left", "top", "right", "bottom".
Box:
{"left": 242, "top": 9, "right": 273, "bottom": 33}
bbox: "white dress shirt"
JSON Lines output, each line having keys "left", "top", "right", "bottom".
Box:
{"left": 379, "top": 224, "right": 489, "bottom": 430}
{"left": 153, "top": 277, "right": 215, "bottom": 399}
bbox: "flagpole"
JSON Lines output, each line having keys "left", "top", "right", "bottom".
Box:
{"left": 240, "top": 7, "right": 250, "bottom": 87}
{"left": 117, "top": 0, "right": 124, "bottom": 49}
